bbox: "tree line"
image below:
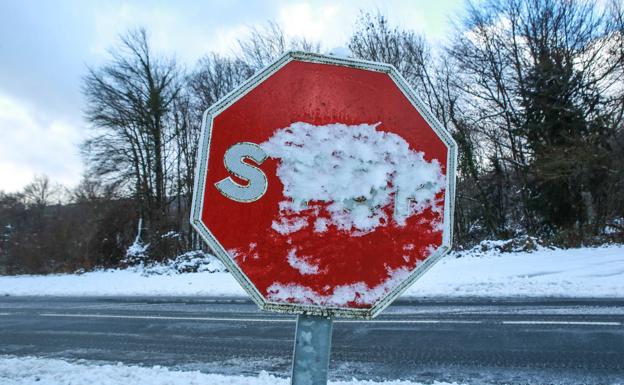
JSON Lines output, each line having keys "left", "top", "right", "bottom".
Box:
{"left": 1, "top": 0, "right": 623, "bottom": 274}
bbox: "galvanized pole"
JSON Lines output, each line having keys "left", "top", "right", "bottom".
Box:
{"left": 291, "top": 314, "right": 333, "bottom": 385}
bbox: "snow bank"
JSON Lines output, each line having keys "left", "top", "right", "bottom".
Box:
{"left": 0, "top": 245, "right": 623, "bottom": 298}
{"left": 261, "top": 122, "right": 445, "bottom": 234}
{"left": 0, "top": 356, "right": 458, "bottom": 385}
{"left": 407, "top": 244, "right": 624, "bottom": 298}
{"left": 0, "top": 269, "right": 246, "bottom": 297}
{"left": 142, "top": 251, "right": 226, "bottom": 275}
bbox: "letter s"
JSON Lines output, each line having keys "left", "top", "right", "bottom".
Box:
{"left": 215, "top": 142, "right": 268, "bottom": 202}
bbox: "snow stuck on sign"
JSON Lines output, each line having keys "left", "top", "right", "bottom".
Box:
{"left": 267, "top": 268, "right": 413, "bottom": 307}
{"left": 233, "top": 122, "right": 448, "bottom": 308}
{"left": 261, "top": 122, "right": 445, "bottom": 235}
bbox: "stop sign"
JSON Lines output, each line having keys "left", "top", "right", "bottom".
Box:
{"left": 191, "top": 52, "right": 457, "bottom": 318}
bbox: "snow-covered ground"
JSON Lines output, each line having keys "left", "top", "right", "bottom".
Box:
{"left": 0, "top": 356, "right": 457, "bottom": 385}
{"left": 0, "top": 244, "right": 622, "bottom": 298}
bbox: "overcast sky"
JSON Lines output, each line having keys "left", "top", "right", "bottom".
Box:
{"left": 0, "top": 0, "right": 464, "bottom": 193}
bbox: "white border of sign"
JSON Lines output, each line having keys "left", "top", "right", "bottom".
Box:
{"left": 190, "top": 51, "right": 458, "bottom": 319}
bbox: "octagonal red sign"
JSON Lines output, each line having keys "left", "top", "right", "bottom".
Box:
{"left": 191, "top": 52, "right": 457, "bottom": 318}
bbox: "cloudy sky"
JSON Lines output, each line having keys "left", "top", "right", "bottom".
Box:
{"left": 0, "top": 0, "right": 464, "bottom": 193}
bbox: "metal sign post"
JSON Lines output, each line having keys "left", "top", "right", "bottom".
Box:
{"left": 291, "top": 314, "right": 333, "bottom": 385}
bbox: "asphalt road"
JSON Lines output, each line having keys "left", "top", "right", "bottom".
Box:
{"left": 1, "top": 296, "right": 623, "bottom": 384}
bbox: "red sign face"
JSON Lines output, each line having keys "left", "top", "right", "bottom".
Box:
{"left": 191, "top": 52, "right": 457, "bottom": 318}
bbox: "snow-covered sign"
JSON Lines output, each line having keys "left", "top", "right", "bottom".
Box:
{"left": 191, "top": 52, "right": 457, "bottom": 318}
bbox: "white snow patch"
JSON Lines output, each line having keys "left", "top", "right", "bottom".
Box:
{"left": 314, "top": 217, "right": 329, "bottom": 233}
{"left": 142, "top": 251, "right": 225, "bottom": 275}
{"left": 271, "top": 216, "right": 309, "bottom": 235}
{"left": 125, "top": 238, "right": 148, "bottom": 263}
{"left": 327, "top": 46, "right": 353, "bottom": 58}
{"left": 261, "top": 122, "right": 445, "bottom": 234}
{"left": 160, "top": 231, "right": 180, "bottom": 239}
{"left": 286, "top": 249, "right": 321, "bottom": 275}
{"left": 124, "top": 218, "right": 149, "bottom": 264}
{"left": 0, "top": 356, "right": 459, "bottom": 385}
{"left": 268, "top": 268, "right": 411, "bottom": 306}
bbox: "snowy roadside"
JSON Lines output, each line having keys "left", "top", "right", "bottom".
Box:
{"left": 0, "top": 244, "right": 623, "bottom": 298}
{"left": 0, "top": 356, "right": 458, "bottom": 385}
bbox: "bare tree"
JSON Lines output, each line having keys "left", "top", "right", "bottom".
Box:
{"left": 189, "top": 54, "right": 254, "bottom": 109}
{"left": 237, "top": 21, "right": 320, "bottom": 70}
{"left": 22, "top": 175, "right": 60, "bottom": 207}
{"left": 349, "top": 13, "right": 427, "bottom": 83}
{"left": 71, "top": 177, "right": 117, "bottom": 203}
{"left": 82, "top": 28, "right": 182, "bottom": 225}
